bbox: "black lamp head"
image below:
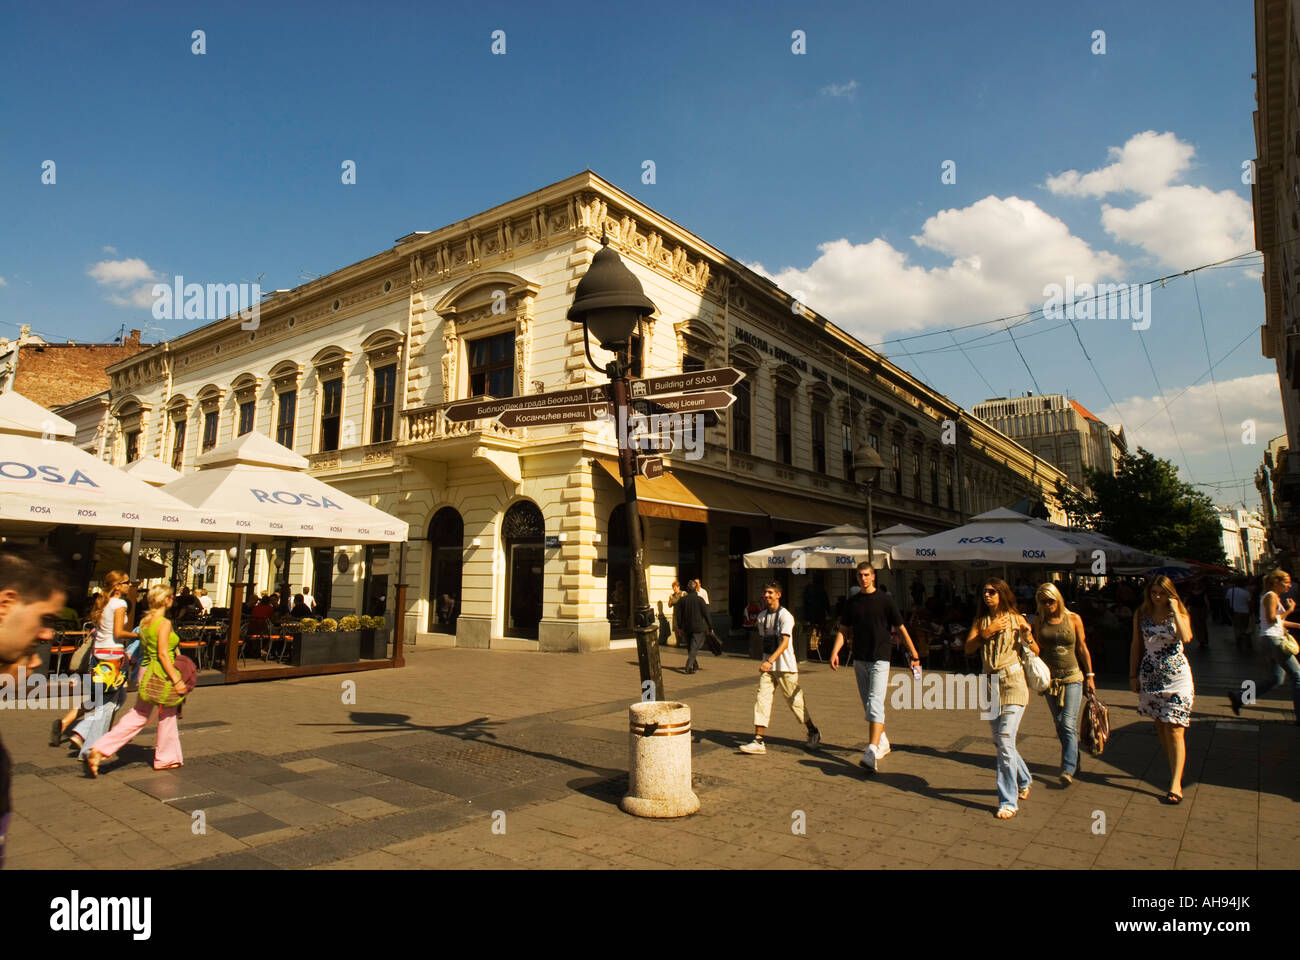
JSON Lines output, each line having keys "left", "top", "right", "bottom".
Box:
{"left": 567, "top": 234, "right": 657, "bottom": 350}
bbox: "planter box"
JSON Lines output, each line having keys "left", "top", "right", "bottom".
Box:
{"left": 359, "top": 627, "right": 391, "bottom": 660}
{"left": 291, "top": 630, "right": 362, "bottom": 666}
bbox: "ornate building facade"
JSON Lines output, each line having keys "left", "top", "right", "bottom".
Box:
{"left": 87, "top": 172, "right": 1070, "bottom": 651}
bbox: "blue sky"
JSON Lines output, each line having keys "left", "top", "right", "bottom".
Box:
{"left": 0, "top": 0, "right": 1272, "bottom": 507}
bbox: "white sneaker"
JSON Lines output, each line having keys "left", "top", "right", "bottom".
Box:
{"left": 859, "top": 744, "right": 877, "bottom": 771}
{"left": 738, "top": 738, "right": 766, "bottom": 755}
{"left": 876, "top": 732, "right": 891, "bottom": 759}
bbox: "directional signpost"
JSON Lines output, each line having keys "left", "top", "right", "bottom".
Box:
{"left": 444, "top": 385, "right": 609, "bottom": 423}
{"left": 630, "top": 390, "right": 735, "bottom": 415}
{"left": 497, "top": 403, "right": 610, "bottom": 428}
{"left": 629, "top": 367, "right": 744, "bottom": 399}
{"left": 639, "top": 456, "right": 664, "bottom": 479}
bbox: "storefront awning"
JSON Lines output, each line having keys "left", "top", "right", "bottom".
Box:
{"left": 594, "top": 459, "right": 853, "bottom": 528}
{"left": 594, "top": 458, "right": 709, "bottom": 523}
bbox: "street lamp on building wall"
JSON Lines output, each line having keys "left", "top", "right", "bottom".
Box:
{"left": 568, "top": 233, "right": 664, "bottom": 700}
{"left": 853, "top": 441, "right": 885, "bottom": 569}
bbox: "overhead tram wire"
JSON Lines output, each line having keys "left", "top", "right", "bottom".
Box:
{"left": 1127, "top": 327, "right": 1257, "bottom": 435}
{"left": 1001, "top": 318, "right": 1043, "bottom": 395}
{"left": 1135, "top": 328, "right": 1196, "bottom": 482}
{"left": 949, "top": 330, "right": 997, "bottom": 395}
{"left": 1191, "top": 272, "right": 1239, "bottom": 482}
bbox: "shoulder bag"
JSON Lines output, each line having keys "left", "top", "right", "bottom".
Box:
{"left": 1019, "top": 637, "right": 1051, "bottom": 694}
{"left": 139, "top": 654, "right": 198, "bottom": 707}
{"left": 68, "top": 634, "right": 95, "bottom": 673}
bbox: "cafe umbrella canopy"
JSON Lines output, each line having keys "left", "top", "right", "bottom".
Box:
{"left": 160, "top": 431, "right": 410, "bottom": 680}
{"left": 890, "top": 507, "right": 1081, "bottom": 567}
{"left": 743, "top": 523, "right": 893, "bottom": 571}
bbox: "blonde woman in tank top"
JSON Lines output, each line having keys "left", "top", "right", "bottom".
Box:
{"left": 965, "top": 578, "right": 1038, "bottom": 819}
{"left": 1032, "top": 582, "right": 1094, "bottom": 786}
{"left": 1229, "top": 568, "right": 1300, "bottom": 725}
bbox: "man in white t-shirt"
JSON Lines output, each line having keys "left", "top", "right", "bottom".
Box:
{"left": 1224, "top": 581, "right": 1252, "bottom": 650}
{"left": 301, "top": 587, "right": 316, "bottom": 613}
{"left": 738, "top": 582, "right": 820, "bottom": 755}
{"left": 196, "top": 588, "right": 213, "bottom": 615}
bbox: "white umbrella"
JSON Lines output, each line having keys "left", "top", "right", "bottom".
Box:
{"left": 0, "top": 392, "right": 244, "bottom": 535}
{"left": 161, "top": 431, "right": 407, "bottom": 543}
{"left": 744, "top": 523, "right": 892, "bottom": 570}
{"left": 122, "top": 457, "right": 182, "bottom": 488}
{"left": 891, "top": 507, "right": 1079, "bottom": 566}
{"left": 1029, "top": 519, "right": 1164, "bottom": 572}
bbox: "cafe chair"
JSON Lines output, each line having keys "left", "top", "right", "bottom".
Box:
{"left": 176, "top": 624, "right": 206, "bottom": 670}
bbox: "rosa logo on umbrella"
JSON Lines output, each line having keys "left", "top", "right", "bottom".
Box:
{"left": 0, "top": 462, "right": 99, "bottom": 486}
{"left": 957, "top": 536, "right": 1005, "bottom": 544}
{"left": 1023, "top": 550, "right": 1047, "bottom": 559}
{"left": 249, "top": 489, "right": 344, "bottom": 509}
{"left": 915, "top": 548, "right": 937, "bottom": 557}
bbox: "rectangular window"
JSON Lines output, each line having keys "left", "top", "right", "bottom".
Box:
{"left": 912, "top": 453, "right": 921, "bottom": 499}
{"left": 946, "top": 468, "right": 954, "bottom": 509}
{"left": 811, "top": 412, "right": 826, "bottom": 473}
{"left": 276, "top": 391, "right": 296, "bottom": 449}
{"left": 238, "top": 400, "right": 255, "bottom": 436}
{"left": 892, "top": 443, "right": 902, "bottom": 493}
{"left": 842, "top": 425, "right": 854, "bottom": 481}
{"left": 732, "top": 379, "right": 751, "bottom": 454}
{"left": 868, "top": 432, "right": 878, "bottom": 450}
{"left": 124, "top": 430, "right": 139, "bottom": 463}
{"left": 170, "top": 420, "right": 186, "bottom": 470}
{"left": 930, "top": 457, "right": 939, "bottom": 504}
{"left": 682, "top": 354, "right": 704, "bottom": 373}
{"left": 202, "top": 411, "right": 218, "bottom": 451}
{"left": 775, "top": 395, "right": 793, "bottom": 465}
{"left": 320, "top": 378, "right": 343, "bottom": 451}
{"left": 469, "top": 333, "right": 515, "bottom": 398}
{"left": 372, "top": 364, "right": 396, "bottom": 443}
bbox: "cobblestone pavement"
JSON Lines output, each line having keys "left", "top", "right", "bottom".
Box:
{"left": 4, "top": 621, "right": 1296, "bottom": 869}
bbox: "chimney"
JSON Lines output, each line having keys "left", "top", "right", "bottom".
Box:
{"left": 127, "top": 329, "right": 141, "bottom": 346}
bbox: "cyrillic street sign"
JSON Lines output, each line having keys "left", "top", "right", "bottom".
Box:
{"left": 639, "top": 456, "right": 664, "bottom": 479}
{"left": 629, "top": 367, "right": 744, "bottom": 399}
{"left": 496, "top": 403, "right": 610, "bottom": 428}
{"left": 629, "top": 390, "right": 735, "bottom": 414}
{"left": 444, "top": 385, "right": 609, "bottom": 423}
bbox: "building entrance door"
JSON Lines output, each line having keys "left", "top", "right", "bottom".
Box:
{"left": 503, "top": 500, "right": 543, "bottom": 639}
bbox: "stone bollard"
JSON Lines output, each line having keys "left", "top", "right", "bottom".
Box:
{"left": 621, "top": 700, "right": 700, "bottom": 818}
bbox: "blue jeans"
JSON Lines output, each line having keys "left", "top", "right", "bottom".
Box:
{"left": 1258, "top": 646, "right": 1300, "bottom": 718}
{"left": 71, "top": 684, "right": 125, "bottom": 760}
{"left": 1045, "top": 681, "right": 1083, "bottom": 776}
{"left": 853, "top": 659, "right": 890, "bottom": 723}
{"left": 990, "top": 704, "right": 1031, "bottom": 810}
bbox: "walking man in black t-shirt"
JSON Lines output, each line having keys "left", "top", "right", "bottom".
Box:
{"left": 831, "top": 562, "right": 921, "bottom": 772}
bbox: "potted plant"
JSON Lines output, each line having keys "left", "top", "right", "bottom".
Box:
{"left": 358, "top": 614, "right": 389, "bottom": 659}
{"left": 290, "top": 615, "right": 362, "bottom": 666}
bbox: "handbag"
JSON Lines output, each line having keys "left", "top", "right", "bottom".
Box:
{"left": 139, "top": 655, "right": 198, "bottom": 707}
{"left": 1082, "top": 690, "right": 1110, "bottom": 756}
{"left": 1277, "top": 632, "right": 1300, "bottom": 657}
{"left": 1019, "top": 640, "right": 1051, "bottom": 694}
{"left": 68, "top": 635, "right": 95, "bottom": 673}
{"left": 705, "top": 626, "right": 723, "bottom": 656}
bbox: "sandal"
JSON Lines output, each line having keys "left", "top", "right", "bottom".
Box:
{"left": 1159, "top": 791, "right": 1183, "bottom": 805}
{"left": 1018, "top": 784, "right": 1031, "bottom": 800}
{"left": 153, "top": 762, "right": 184, "bottom": 770}
{"left": 86, "top": 749, "right": 104, "bottom": 779}
{"left": 995, "top": 806, "right": 1017, "bottom": 819}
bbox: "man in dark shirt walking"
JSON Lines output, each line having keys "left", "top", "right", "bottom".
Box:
{"left": 676, "top": 580, "right": 712, "bottom": 673}
{"left": 831, "top": 562, "right": 921, "bottom": 772}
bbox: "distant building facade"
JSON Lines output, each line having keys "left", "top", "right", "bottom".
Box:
{"left": 971, "top": 393, "right": 1120, "bottom": 492}
{"left": 0, "top": 325, "right": 145, "bottom": 409}
{"left": 1219, "top": 506, "right": 1267, "bottom": 574}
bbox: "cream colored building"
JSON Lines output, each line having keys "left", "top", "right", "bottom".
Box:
{"left": 972, "top": 393, "right": 1119, "bottom": 492}
{"left": 86, "top": 172, "right": 1071, "bottom": 651}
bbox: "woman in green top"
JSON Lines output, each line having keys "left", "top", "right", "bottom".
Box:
{"left": 1032, "top": 582, "right": 1095, "bottom": 786}
{"left": 87, "top": 584, "right": 189, "bottom": 777}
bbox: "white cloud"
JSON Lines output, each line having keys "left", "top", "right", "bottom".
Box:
{"left": 87, "top": 257, "right": 162, "bottom": 310}
{"left": 102, "top": 245, "right": 117, "bottom": 255}
{"left": 820, "top": 80, "right": 858, "bottom": 98}
{"left": 1099, "top": 373, "right": 1281, "bottom": 462}
{"left": 88, "top": 258, "right": 156, "bottom": 287}
{"left": 1046, "top": 131, "right": 1253, "bottom": 269}
{"left": 0, "top": 276, "right": 7, "bottom": 287}
{"left": 1046, "top": 130, "right": 1194, "bottom": 198}
{"left": 1101, "top": 185, "right": 1254, "bottom": 268}
{"left": 749, "top": 195, "right": 1124, "bottom": 343}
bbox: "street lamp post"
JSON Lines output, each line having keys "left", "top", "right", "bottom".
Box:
{"left": 568, "top": 234, "right": 664, "bottom": 701}
{"left": 854, "top": 441, "right": 885, "bottom": 568}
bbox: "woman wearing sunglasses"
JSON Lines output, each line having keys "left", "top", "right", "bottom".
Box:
{"left": 1130, "top": 576, "right": 1194, "bottom": 804}
{"left": 1032, "top": 582, "right": 1094, "bottom": 786}
{"left": 965, "top": 579, "right": 1037, "bottom": 819}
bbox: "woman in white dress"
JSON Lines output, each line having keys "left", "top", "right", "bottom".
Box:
{"left": 1130, "top": 576, "right": 1194, "bottom": 804}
